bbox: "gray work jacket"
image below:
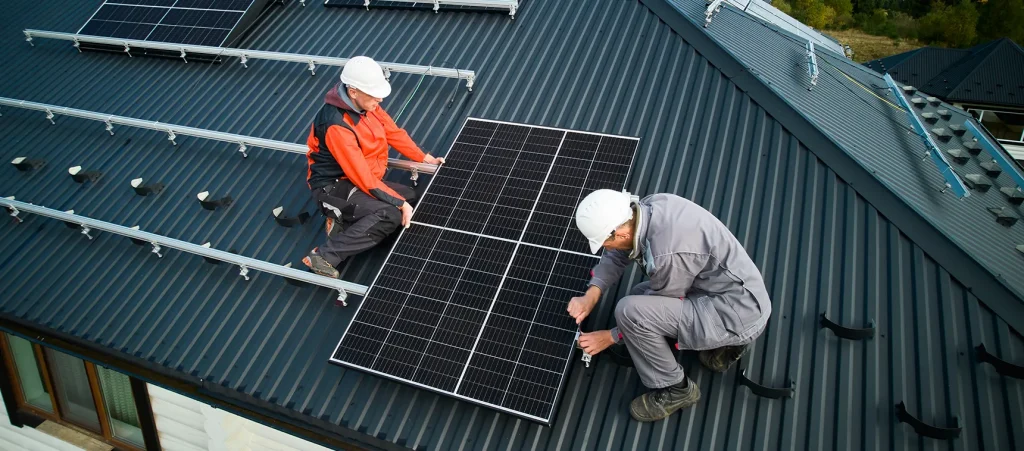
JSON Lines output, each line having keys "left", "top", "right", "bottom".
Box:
{"left": 589, "top": 193, "right": 772, "bottom": 339}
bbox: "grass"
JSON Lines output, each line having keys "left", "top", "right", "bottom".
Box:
{"left": 827, "top": 29, "right": 925, "bottom": 62}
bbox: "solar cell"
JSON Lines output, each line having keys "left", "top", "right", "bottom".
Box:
{"left": 330, "top": 118, "right": 638, "bottom": 423}
{"left": 78, "top": 0, "right": 263, "bottom": 49}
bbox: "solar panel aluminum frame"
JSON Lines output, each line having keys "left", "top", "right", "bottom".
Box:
{"left": 328, "top": 117, "right": 639, "bottom": 424}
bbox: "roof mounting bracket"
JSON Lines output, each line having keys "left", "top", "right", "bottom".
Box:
{"left": 704, "top": 0, "right": 724, "bottom": 27}
{"left": 963, "top": 174, "right": 993, "bottom": 193}
{"left": 975, "top": 343, "right": 1024, "bottom": 379}
{"left": 131, "top": 178, "right": 164, "bottom": 196}
{"left": 272, "top": 206, "right": 310, "bottom": 227}
{"left": 980, "top": 160, "right": 1002, "bottom": 177}
{"left": 895, "top": 402, "right": 961, "bottom": 440}
{"left": 336, "top": 290, "right": 348, "bottom": 307}
{"left": 239, "top": 54, "right": 248, "bottom": 68}
{"left": 72, "top": 38, "right": 80, "bottom": 52}
{"left": 805, "top": 41, "right": 818, "bottom": 90}
{"left": 883, "top": 74, "right": 970, "bottom": 198}
{"left": 23, "top": 30, "right": 32, "bottom": 46}
{"left": 5, "top": 197, "right": 21, "bottom": 223}
{"left": 237, "top": 142, "right": 248, "bottom": 158}
{"left": 238, "top": 265, "right": 250, "bottom": 281}
{"left": 80, "top": 225, "right": 94, "bottom": 240}
{"left": 307, "top": 60, "right": 316, "bottom": 76}
{"left": 44, "top": 108, "right": 54, "bottom": 124}
{"left": 180, "top": 48, "right": 188, "bottom": 64}
{"left": 123, "top": 42, "right": 131, "bottom": 58}
{"left": 819, "top": 313, "right": 875, "bottom": 340}
{"left": 104, "top": 119, "right": 114, "bottom": 135}
{"left": 11, "top": 157, "right": 45, "bottom": 172}
{"left": 151, "top": 243, "right": 163, "bottom": 258}
{"left": 166, "top": 129, "right": 177, "bottom": 145}
{"left": 1000, "top": 186, "right": 1023, "bottom": 205}
{"left": 736, "top": 367, "right": 794, "bottom": 399}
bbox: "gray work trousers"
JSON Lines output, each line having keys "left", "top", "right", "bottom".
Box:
{"left": 615, "top": 282, "right": 768, "bottom": 389}
{"left": 312, "top": 180, "right": 416, "bottom": 267}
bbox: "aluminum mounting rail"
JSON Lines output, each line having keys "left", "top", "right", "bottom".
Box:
{"left": 0, "top": 97, "right": 438, "bottom": 178}
{"left": 883, "top": 74, "right": 970, "bottom": 198}
{"left": 21, "top": 29, "right": 476, "bottom": 91}
{"left": 963, "top": 121, "right": 1024, "bottom": 191}
{"left": 0, "top": 197, "right": 367, "bottom": 304}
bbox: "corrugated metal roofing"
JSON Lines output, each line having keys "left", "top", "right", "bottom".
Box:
{"left": 1, "top": 0, "right": 1023, "bottom": 450}
{"left": 865, "top": 38, "right": 1024, "bottom": 108}
{"left": 668, "top": 0, "right": 1024, "bottom": 330}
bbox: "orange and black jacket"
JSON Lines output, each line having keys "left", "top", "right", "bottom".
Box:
{"left": 306, "top": 83, "right": 425, "bottom": 207}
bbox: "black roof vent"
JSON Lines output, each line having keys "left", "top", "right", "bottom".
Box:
{"left": 937, "top": 109, "right": 953, "bottom": 121}
{"left": 948, "top": 124, "right": 967, "bottom": 136}
{"left": 921, "top": 113, "right": 939, "bottom": 124}
{"left": 931, "top": 128, "right": 953, "bottom": 143}
{"left": 946, "top": 148, "right": 970, "bottom": 165}
{"left": 903, "top": 85, "right": 917, "bottom": 95}
{"left": 980, "top": 160, "right": 1003, "bottom": 177}
{"left": 989, "top": 207, "right": 1019, "bottom": 227}
{"left": 1001, "top": 187, "right": 1024, "bottom": 205}
{"left": 926, "top": 96, "right": 942, "bottom": 106}
{"left": 964, "top": 174, "right": 993, "bottom": 192}
{"left": 911, "top": 97, "right": 928, "bottom": 109}
{"left": 962, "top": 140, "right": 982, "bottom": 155}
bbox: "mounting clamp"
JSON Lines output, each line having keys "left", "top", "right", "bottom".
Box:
{"left": 239, "top": 54, "right": 248, "bottom": 68}
{"left": 237, "top": 142, "right": 248, "bottom": 158}
{"left": 307, "top": 60, "right": 316, "bottom": 76}
{"left": 80, "top": 225, "right": 94, "bottom": 240}
{"left": 151, "top": 243, "right": 163, "bottom": 258}
{"left": 123, "top": 42, "right": 132, "bottom": 57}
{"left": 167, "top": 129, "right": 177, "bottom": 145}
{"left": 45, "top": 108, "right": 55, "bottom": 125}
{"left": 336, "top": 290, "right": 348, "bottom": 307}
{"left": 23, "top": 30, "right": 33, "bottom": 46}
{"left": 239, "top": 265, "right": 250, "bottom": 281}
{"left": 104, "top": 119, "right": 114, "bottom": 135}
{"left": 180, "top": 48, "right": 188, "bottom": 63}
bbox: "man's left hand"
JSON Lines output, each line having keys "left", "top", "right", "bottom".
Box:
{"left": 578, "top": 330, "right": 615, "bottom": 356}
{"left": 423, "top": 154, "right": 445, "bottom": 165}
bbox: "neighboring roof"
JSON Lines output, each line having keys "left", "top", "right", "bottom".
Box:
{"left": 1, "top": 1, "right": 1023, "bottom": 451}
{"left": 865, "top": 38, "right": 1024, "bottom": 108}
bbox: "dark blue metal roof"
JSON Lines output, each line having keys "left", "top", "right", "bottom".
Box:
{"left": 1, "top": 0, "right": 1023, "bottom": 449}
{"left": 865, "top": 38, "right": 1024, "bottom": 109}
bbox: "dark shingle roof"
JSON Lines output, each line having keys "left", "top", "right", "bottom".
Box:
{"left": 865, "top": 38, "right": 1024, "bottom": 108}
{"left": 1, "top": 0, "right": 1023, "bottom": 450}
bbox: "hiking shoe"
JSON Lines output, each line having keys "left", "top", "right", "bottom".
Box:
{"left": 629, "top": 378, "right": 700, "bottom": 422}
{"left": 302, "top": 248, "right": 339, "bottom": 279}
{"left": 698, "top": 344, "right": 749, "bottom": 373}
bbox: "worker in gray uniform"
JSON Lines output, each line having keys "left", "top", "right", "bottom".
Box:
{"left": 568, "top": 189, "right": 772, "bottom": 422}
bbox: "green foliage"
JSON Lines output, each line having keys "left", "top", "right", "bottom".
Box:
{"left": 775, "top": 0, "right": 795, "bottom": 15}
{"left": 824, "top": 0, "right": 855, "bottom": 28}
{"left": 978, "top": 0, "right": 1024, "bottom": 44}
{"left": 919, "top": 0, "right": 978, "bottom": 47}
{"left": 793, "top": 0, "right": 837, "bottom": 29}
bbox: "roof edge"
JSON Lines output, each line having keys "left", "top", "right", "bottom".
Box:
{"left": 0, "top": 315, "right": 396, "bottom": 451}
{"left": 640, "top": 0, "right": 1024, "bottom": 334}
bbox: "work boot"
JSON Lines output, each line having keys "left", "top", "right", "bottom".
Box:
{"left": 302, "top": 248, "right": 339, "bottom": 279}
{"left": 698, "top": 344, "right": 749, "bottom": 373}
{"left": 629, "top": 378, "right": 700, "bottom": 422}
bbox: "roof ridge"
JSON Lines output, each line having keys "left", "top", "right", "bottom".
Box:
{"left": 934, "top": 39, "right": 1011, "bottom": 98}
{"left": 642, "top": 0, "right": 1024, "bottom": 334}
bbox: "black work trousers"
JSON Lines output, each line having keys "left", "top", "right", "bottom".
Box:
{"left": 312, "top": 179, "right": 417, "bottom": 267}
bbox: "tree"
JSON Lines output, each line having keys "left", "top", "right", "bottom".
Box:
{"left": 978, "top": 0, "right": 1024, "bottom": 44}
{"left": 775, "top": 0, "right": 795, "bottom": 14}
{"left": 919, "top": 0, "right": 978, "bottom": 47}
{"left": 793, "top": 0, "right": 837, "bottom": 28}
{"left": 824, "top": 0, "right": 855, "bottom": 28}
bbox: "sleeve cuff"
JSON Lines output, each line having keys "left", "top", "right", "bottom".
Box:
{"left": 610, "top": 327, "right": 622, "bottom": 344}
{"left": 588, "top": 278, "right": 608, "bottom": 294}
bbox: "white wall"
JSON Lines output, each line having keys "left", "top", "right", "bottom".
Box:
{"left": 0, "top": 390, "right": 85, "bottom": 451}
{"left": 148, "top": 385, "right": 331, "bottom": 451}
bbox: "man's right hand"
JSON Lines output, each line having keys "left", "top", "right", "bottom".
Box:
{"left": 567, "top": 285, "right": 602, "bottom": 324}
{"left": 400, "top": 202, "right": 413, "bottom": 228}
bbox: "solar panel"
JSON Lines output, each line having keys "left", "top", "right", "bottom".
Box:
{"left": 329, "top": 118, "right": 638, "bottom": 424}
{"left": 78, "top": 0, "right": 269, "bottom": 48}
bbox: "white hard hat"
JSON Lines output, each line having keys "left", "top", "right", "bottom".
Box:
{"left": 575, "top": 189, "right": 633, "bottom": 254}
{"left": 340, "top": 56, "right": 391, "bottom": 99}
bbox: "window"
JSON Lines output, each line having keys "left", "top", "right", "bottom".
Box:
{"left": 968, "top": 108, "right": 1024, "bottom": 143}
{"left": 1, "top": 333, "right": 157, "bottom": 450}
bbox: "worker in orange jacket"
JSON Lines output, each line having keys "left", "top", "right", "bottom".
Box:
{"left": 303, "top": 56, "right": 444, "bottom": 278}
